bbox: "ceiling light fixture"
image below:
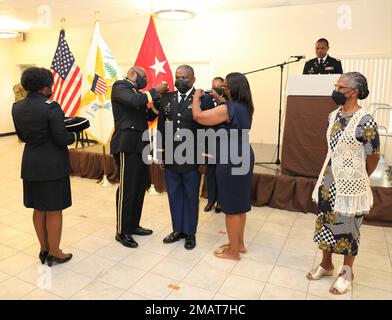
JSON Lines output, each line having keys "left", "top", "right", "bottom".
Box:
{"left": 154, "top": 9, "right": 195, "bottom": 21}
{"left": 0, "top": 30, "right": 19, "bottom": 39}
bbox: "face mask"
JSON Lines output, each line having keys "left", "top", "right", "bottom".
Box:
{"left": 175, "top": 79, "right": 191, "bottom": 94}
{"left": 331, "top": 90, "right": 347, "bottom": 106}
{"left": 135, "top": 72, "right": 147, "bottom": 90}
{"left": 213, "top": 87, "right": 224, "bottom": 96}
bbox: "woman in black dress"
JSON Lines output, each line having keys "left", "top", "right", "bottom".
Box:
{"left": 192, "top": 72, "right": 255, "bottom": 260}
{"left": 12, "top": 67, "right": 75, "bottom": 266}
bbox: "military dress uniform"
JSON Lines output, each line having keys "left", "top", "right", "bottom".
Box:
{"left": 110, "top": 78, "right": 160, "bottom": 237}
{"left": 12, "top": 92, "right": 76, "bottom": 211}
{"left": 157, "top": 88, "right": 214, "bottom": 239}
{"left": 303, "top": 55, "right": 343, "bottom": 75}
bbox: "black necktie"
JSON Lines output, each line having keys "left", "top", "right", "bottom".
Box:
{"left": 319, "top": 58, "right": 324, "bottom": 65}
{"left": 179, "top": 94, "right": 187, "bottom": 108}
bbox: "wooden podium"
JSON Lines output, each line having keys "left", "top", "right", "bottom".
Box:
{"left": 281, "top": 75, "right": 340, "bottom": 178}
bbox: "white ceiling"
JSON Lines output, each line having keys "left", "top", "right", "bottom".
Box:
{"left": 0, "top": 0, "right": 350, "bottom": 31}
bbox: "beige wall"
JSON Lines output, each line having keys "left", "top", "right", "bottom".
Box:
{"left": 0, "top": 39, "right": 19, "bottom": 133}
{"left": 1, "top": 0, "right": 391, "bottom": 147}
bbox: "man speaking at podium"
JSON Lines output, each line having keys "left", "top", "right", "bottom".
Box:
{"left": 303, "top": 38, "right": 343, "bottom": 75}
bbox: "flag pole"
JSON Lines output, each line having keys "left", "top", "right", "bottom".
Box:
{"left": 95, "top": 10, "right": 100, "bottom": 22}
{"left": 60, "top": 17, "right": 66, "bottom": 31}
{"left": 148, "top": 127, "right": 159, "bottom": 195}
{"left": 98, "top": 144, "right": 111, "bottom": 187}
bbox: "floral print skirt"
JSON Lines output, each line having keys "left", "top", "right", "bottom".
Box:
{"left": 313, "top": 184, "right": 363, "bottom": 256}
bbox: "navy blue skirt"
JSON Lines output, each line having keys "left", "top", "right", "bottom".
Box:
{"left": 216, "top": 148, "right": 254, "bottom": 215}
{"left": 23, "top": 176, "right": 72, "bottom": 211}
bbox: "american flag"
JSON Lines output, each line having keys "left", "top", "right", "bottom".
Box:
{"left": 91, "top": 73, "right": 107, "bottom": 95}
{"left": 50, "top": 30, "right": 83, "bottom": 117}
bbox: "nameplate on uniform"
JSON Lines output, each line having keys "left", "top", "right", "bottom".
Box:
{"left": 325, "top": 66, "right": 334, "bottom": 71}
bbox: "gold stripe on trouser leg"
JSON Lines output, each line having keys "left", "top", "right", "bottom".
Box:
{"left": 117, "top": 152, "right": 125, "bottom": 234}
{"left": 198, "top": 172, "right": 205, "bottom": 213}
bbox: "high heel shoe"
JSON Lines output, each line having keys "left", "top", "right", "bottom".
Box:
{"left": 39, "top": 251, "right": 49, "bottom": 265}
{"left": 46, "top": 253, "right": 73, "bottom": 267}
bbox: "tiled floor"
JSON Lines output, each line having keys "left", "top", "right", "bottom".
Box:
{"left": 0, "top": 136, "right": 392, "bottom": 300}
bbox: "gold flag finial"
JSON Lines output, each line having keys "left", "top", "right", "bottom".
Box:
{"left": 95, "top": 11, "right": 100, "bottom": 22}
{"left": 60, "top": 17, "right": 66, "bottom": 30}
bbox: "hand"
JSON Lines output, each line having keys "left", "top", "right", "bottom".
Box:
{"left": 194, "top": 89, "right": 204, "bottom": 100}
{"left": 159, "top": 161, "right": 165, "bottom": 170}
{"left": 154, "top": 83, "right": 169, "bottom": 94}
{"left": 210, "top": 89, "right": 226, "bottom": 104}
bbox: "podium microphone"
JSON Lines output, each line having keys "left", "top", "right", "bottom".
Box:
{"left": 290, "top": 55, "right": 306, "bottom": 60}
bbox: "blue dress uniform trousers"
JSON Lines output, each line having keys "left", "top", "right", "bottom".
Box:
{"left": 165, "top": 168, "right": 201, "bottom": 235}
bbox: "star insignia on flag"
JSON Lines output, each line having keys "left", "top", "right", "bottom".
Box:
{"left": 150, "top": 57, "right": 167, "bottom": 76}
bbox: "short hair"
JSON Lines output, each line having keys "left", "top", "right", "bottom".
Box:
{"left": 316, "top": 38, "right": 329, "bottom": 47}
{"left": 343, "top": 72, "right": 370, "bottom": 100}
{"left": 176, "top": 65, "right": 195, "bottom": 77}
{"left": 21, "top": 67, "right": 54, "bottom": 92}
{"left": 213, "top": 77, "right": 224, "bottom": 82}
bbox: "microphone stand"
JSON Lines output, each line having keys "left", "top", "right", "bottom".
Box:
{"left": 243, "top": 58, "right": 303, "bottom": 166}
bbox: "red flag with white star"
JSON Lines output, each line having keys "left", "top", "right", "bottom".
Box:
{"left": 134, "top": 16, "right": 174, "bottom": 128}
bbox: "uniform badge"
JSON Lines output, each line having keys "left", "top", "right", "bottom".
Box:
{"left": 45, "top": 99, "right": 54, "bottom": 104}
{"left": 163, "top": 102, "right": 171, "bottom": 113}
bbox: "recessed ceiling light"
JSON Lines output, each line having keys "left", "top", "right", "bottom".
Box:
{"left": 0, "top": 31, "right": 19, "bottom": 39}
{"left": 154, "top": 9, "right": 195, "bottom": 21}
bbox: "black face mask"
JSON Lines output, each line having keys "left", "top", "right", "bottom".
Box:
{"left": 331, "top": 90, "right": 347, "bottom": 106}
{"left": 135, "top": 72, "right": 147, "bottom": 90}
{"left": 212, "top": 87, "right": 224, "bottom": 97}
{"left": 175, "top": 79, "right": 191, "bottom": 94}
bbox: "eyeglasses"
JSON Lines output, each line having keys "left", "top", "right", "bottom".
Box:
{"left": 334, "top": 84, "right": 353, "bottom": 91}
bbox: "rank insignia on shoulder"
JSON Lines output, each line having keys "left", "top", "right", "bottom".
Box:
{"left": 45, "top": 99, "right": 54, "bottom": 104}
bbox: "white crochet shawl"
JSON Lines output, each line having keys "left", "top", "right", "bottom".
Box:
{"left": 312, "top": 107, "right": 373, "bottom": 217}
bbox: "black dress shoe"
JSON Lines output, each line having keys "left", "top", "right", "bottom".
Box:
{"left": 204, "top": 203, "right": 214, "bottom": 212}
{"left": 132, "top": 226, "right": 153, "bottom": 236}
{"left": 39, "top": 251, "right": 49, "bottom": 264}
{"left": 46, "top": 253, "right": 72, "bottom": 267}
{"left": 215, "top": 204, "right": 222, "bottom": 214}
{"left": 115, "top": 233, "right": 138, "bottom": 248}
{"left": 163, "top": 232, "right": 185, "bottom": 244}
{"left": 184, "top": 235, "right": 196, "bottom": 250}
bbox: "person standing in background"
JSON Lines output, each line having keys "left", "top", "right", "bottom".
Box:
{"left": 203, "top": 77, "right": 224, "bottom": 214}
{"left": 303, "top": 38, "right": 343, "bottom": 75}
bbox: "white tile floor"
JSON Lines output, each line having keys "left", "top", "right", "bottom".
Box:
{"left": 0, "top": 136, "right": 392, "bottom": 300}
